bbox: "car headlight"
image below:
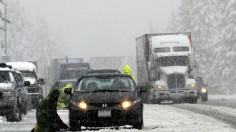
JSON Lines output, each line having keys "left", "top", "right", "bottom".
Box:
{"left": 156, "top": 85, "right": 165, "bottom": 90}
{"left": 121, "top": 100, "right": 140, "bottom": 110}
{"left": 3, "top": 91, "right": 14, "bottom": 97}
{"left": 78, "top": 101, "right": 88, "bottom": 110}
{"left": 122, "top": 100, "right": 132, "bottom": 110}
{"left": 201, "top": 88, "right": 207, "bottom": 93}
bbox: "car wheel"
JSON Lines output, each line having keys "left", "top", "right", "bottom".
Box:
{"left": 133, "top": 117, "right": 143, "bottom": 130}
{"left": 6, "top": 104, "right": 22, "bottom": 122}
{"left": 69, "top": 119, "right": 81, "bottom": 131}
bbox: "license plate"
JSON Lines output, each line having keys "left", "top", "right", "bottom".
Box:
{"left": 98, "top": 110, "right": 111, "bottom": 117}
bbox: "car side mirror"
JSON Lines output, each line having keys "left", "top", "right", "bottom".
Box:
{"left": 38, "top": 78, "right": 45, "bottom": 85}
{"left": 24, "top": 81, "right": 30, "bottom": 86}
{"left": 64, "top": 88, "right": 72, "bottom": 96}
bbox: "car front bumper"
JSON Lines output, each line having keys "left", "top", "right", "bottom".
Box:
{"left": 70, "top": 103, "right": 143, "bottom": 127}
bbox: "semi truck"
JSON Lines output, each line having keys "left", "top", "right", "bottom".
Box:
{"left": 136, "top": 33, "right": 198, "bottom": 103}
{"left": 50, "top": 58, "right": 90, "bottom": 89}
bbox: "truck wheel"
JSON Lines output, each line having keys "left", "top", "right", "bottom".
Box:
{"left": 190, "top": 97, "right": 198, "bottom": 104}
{"left": 24, "top": 103, "right": 28, "bottom": 115}
{"left": 202, "top": 96, "right": 208, "bottom": 102}
{"left": 6, "top": 104, "right": 22, "bottom": 122}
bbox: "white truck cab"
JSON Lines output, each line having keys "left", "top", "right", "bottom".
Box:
{"left": 6, "top": 62, "right": 45, "bottom": 108}
{"left": 136, "top": 33, "right": 198, "bottom": 104}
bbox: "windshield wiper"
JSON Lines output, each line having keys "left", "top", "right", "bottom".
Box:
{"left": 0, "top": 72, "right": 9, "bottom": 83}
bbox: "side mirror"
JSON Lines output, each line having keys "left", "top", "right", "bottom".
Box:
{"left": 64, "top": 88, "right": 72, "bottom": 95}
{"left": 24, "top": 81, "right": 30, "bottom": 86}
{"left": 38, "top": 78, "right": 45, "bottom": 85}
{"left": 139, "top": 86, "right": 147, "bottom": 92}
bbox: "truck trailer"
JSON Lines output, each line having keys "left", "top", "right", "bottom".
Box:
{"left": 50, "top": 58, "right": 90, "bottom": 88}
{"left": 136, "top": 33, "right": 198, "bottom": 103}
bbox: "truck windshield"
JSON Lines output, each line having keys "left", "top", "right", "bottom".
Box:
{"left": 0, "top": 71, "right": 11, "bottom": 83}
{"left": 158, "top": 56, "right": 188, "bottom": 67}
{"left": 77, "top": 76, "right": 135, "bottom": 92}
{"left": 20, "top": 71, "right": 36, "bottom": 78}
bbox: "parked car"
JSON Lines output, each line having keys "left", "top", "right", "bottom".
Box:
{"left": 15, "top": 70, "right": 28, "bottom": 115}
{"left": 195, "top": 77, "right": 208, "bottom": 102}
{"left": 66, "top": 74, "right": 144, "bottom": 130}
{"left": 0, "top": 63, "right": 30, "bottom": 122}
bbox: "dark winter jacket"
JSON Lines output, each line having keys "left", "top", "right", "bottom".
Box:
{"left": 36, "top": 88, "right": 68, "bottom": 132}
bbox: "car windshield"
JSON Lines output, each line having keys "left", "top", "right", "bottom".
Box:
{"left": 158, "top": 56, "right": 188, "bottom": 67}
{"left": 0, "top": 71, "right": 11, "bottom": 83}
{"left": 76, "top": 76, "right": 135, "bottom": 92}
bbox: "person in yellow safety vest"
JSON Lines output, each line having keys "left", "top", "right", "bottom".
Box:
{"left": 123, "top": 64, "right": 135, "bottom": 80}
{"left": 57, "top": 83, "right": 73, "bottom": 109}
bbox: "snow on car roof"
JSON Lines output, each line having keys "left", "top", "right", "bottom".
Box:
{"left": 6, "top": 62, "right": 36, "bottom": 71}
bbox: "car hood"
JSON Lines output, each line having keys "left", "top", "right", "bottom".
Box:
{"left": 73, "top": 91, "right": 138, "bottom": 103}
{"left": 24, "top": 77, "right": 36, "bottom": 85}
{"left": 0, "top": 83, "right": 14, "bottom": 91}
{"left": 160, "top": 66, "right": 188, "bottom": 75}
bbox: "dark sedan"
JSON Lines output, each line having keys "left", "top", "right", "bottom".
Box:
{"left": 66, "top": 74, "right": 143, "bottom": 131}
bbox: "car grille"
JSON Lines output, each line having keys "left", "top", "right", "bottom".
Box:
{"left": 167, "top": 74, "right": 185, "bottom": 89}
{"left": 89, "top": 102, "right": 120, "bottom": 108}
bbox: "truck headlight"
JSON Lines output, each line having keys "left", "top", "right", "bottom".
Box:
{"left": 156, "top": 85, "right": 165, "bottom": 90}
{"left": 78, "top": 101, "right": 88, "bottom": 110}
{"left": 201, "top": 88, "right": 207, "bottom": 93}
{"left": 190, "top": 83, "right": 196, "bottom": 88}
{"left": 3, "top": 91, "right": 14, "bottom": 97}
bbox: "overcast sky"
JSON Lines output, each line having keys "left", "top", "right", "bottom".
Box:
{"left": 20, "top": 0, "right": 182, "bottom": 60}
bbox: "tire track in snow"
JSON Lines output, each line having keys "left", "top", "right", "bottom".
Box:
{"left": 174, "top": 104, "right": 236, "bottom": 129}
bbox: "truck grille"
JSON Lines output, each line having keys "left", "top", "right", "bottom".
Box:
{"left": 167, "top": 74, "right": 185, "bottom": 89}
{"left": 28, "top": 86, "right": 39, "bottom": 93}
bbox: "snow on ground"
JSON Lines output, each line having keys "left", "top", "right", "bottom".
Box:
{"left": 141, "top": 104, "right": 234, "bottom": 132}
{"left": 58, "top": 104, "right": 234, "bottom": 132}
{"left": 0, "top": 95, "right": 236, "bottom": 131}
{"left": 209, "top": 94, "right": 236, "bottom": 100}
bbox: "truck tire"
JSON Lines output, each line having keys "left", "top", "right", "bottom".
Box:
{"left": 190, "top": 97, "right": 198, "bottom": 104}
{"left": 6, "top": 104, "right": 22, "bottom": 122}
{"left": 202, "top": 96, "right": 208, "bottom": 102}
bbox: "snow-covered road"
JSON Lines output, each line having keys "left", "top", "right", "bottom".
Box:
{"left": 0, "top": 102, "right": 235, "bottom": 131}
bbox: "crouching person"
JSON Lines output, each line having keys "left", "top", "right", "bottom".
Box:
{"left": 32, "top": 88, "right": 68, "bottom": 132}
